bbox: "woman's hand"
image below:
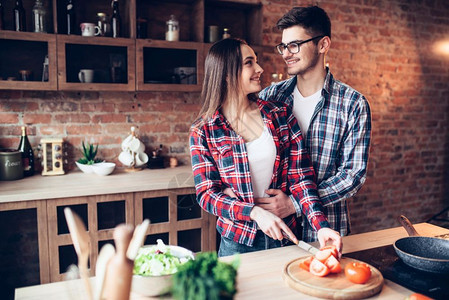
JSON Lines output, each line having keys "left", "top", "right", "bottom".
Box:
{"left": 250, "top": 206, "right": 298, "bottom": 243}
{"left": 317, "top": 227, "right": 343, "bottom": 258}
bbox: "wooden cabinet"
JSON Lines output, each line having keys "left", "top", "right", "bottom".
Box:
{"left": 0, "top": 31, "right": 57, "bottom": 90}
{"left": 43, "top": 187, "right": 215, "bottom": 283}
{"left": 0, "top": 0, "right": 263, "bottom": 92}
{"left": 56, "top": 34, "right": 136, "bottom": 91}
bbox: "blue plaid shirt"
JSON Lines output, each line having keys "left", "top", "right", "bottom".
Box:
{"left": 259, "top": 68, "right": 371, "bottom": 241}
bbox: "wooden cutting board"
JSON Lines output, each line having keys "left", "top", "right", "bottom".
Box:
{"left": 283, "top": 256, "right": 384, "bottom": 299}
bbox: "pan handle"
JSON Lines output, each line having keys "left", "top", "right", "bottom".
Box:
{"left": 397, "top": 215, "right": 420, "bottom": 237}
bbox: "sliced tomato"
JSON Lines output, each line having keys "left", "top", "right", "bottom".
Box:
{"left": 309, "top": 258, "right": 330, "bottom": 277}
{"left": 325, "top": 255, "right": 341, "bottom": 273}
{"left": 320, "top": 245, "right": 339, "bottom": 259}
{"left": 344, "top": 262, "right": 371, "bottom": 284}
{"left": 315, "top": 248, "right": 334, "bottom": 263}
{"left": 299, "top": 256, "right": 313, "bottom": 271}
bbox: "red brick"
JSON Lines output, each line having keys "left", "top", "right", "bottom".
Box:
{"left": 1, "top": 113, "right": 19, "bottom": 123}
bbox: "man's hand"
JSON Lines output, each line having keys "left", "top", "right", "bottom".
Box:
{"left": 254, "top": 189, "right": 296, "bottom": 218}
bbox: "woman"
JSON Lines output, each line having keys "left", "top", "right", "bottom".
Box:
{"left": 190, "top": 38, "right": 341, "bottom": 256}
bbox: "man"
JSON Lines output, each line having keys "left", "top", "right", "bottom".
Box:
{"left": 258, "top": 6, "right": 372, "bottom": 242}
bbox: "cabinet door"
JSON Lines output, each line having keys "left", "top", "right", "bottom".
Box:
{"left": 46, "top": 193, "right": 133, "bottom": 282}
{"left": 56, "top": 35, "right": 136, "bottom": 91}
{"left": 136, "top": 39, "right": 204, "bottom": 92}
{"left": 0, "top": 32, "right": 57, "bottom": 90}
{"left": 134, "top": 188, "right": 216, "bottom": 253}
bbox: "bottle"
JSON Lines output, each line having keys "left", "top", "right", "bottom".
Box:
{"left": 222, "top": 28, "right": 231, "bottom": 39}
{"left": 66, "top": 0, "right": 76, "bottom": 35}
{"left": 0, "top": 0, "right": 4, "bottom": 30}
{"left": 110, "top": 0, "right": 121, "bottom": 38}
{"left": 165, "top": 15, "right": 179, "bottom": 41}
{"left": 13, "top": 0, "right": 26, "bottom": 32}
{"left": 32, "top": 0, "right": 48, "bottom": 33}
{"left": 17, "top": 126, "right": 35, "bottom": 177}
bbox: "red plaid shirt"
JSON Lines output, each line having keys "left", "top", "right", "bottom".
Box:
{"left": 189, "top": 99, "right": 330, "bottom": 246}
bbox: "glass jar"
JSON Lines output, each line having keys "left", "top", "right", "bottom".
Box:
{"left": 97, "top": 12, "right": 110, "bottom": 36}
{"left": 165, "top": 15, "right": 179, "bottom": 41}
{"left": 32, "top": 0, "right": 48, "bottom": 33}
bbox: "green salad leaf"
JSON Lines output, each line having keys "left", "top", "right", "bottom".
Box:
{"left": 171, "top": 252, "right": 239, "bottom": 300}
{"left": 133, "top": 240, "right": 192, "bottom": 276}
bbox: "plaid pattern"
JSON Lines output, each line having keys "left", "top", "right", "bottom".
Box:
{"left": 259, "top": 68, "right": 372, "bottom": 241}
{"left": 190, "top": 99, "right": 330, "bottom": 246}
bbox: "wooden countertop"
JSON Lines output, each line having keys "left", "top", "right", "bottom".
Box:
{"left": 0, "top": 165, "right": 195, "bottom": 203}
{"left": 15, "top": 223, "right": 449, "bottom": 300}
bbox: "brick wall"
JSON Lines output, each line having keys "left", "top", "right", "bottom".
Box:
{"left": 1, "top": 0, "right": 448, "bottom": 234}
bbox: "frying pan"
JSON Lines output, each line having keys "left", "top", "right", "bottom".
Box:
{"left": 394, "top": 215, "right": 449, "bottom": 274}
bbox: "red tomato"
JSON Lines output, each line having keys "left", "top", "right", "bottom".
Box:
{"left": 406, "top": 293, "right": 432, "bottom": 300}
{"left": 299, "top": 256, "right": 313, "bottom": 271}
{"left": 320, "top": 245, "right": 339, "bottom": 259}
{"left": 309, "top": 258, "right": 330, "bottom": 277}
{"left": 325, "top": 255, "right": 341, "bottom": 273}
{"left": 345, "top": 262, "right": 372, "bottom": 284}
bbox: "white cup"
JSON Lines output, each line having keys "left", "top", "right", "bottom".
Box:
{"left": 78, "top": 69, "right": 94, "bottom": 83}
{"left": 129, "top": 138, "right": 145, "bottom": 153}
{"left": 118, "top": 151, "right": 134, "bottom": 167}
{"left": 80, "top": 23, "right": 101, "bottom": 37}
{"left": 135, "top": 152, "right": 149, "bottom": 167}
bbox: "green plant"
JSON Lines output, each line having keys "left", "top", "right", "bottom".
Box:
{"left": 77, "top": 141, "right": 102, "bottom": 165}
{"left": 171, "top": 252, "right": 239, "bottom": 300}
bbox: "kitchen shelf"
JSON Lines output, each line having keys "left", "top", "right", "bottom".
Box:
{"left": 0, "top": 31, "right": 57, "bottom": 90}
{"left": 56, "top": 34, "right": 136, "bottom": 91}
{"left": 136, "top": 39, "right": 203, "bottom": 92}
{"left": 0, "top": 0, "right": 264, "bottom": 92}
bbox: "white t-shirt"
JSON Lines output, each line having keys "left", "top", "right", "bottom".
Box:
{"left": 292, "top": 86, "right": 321, "bottom": 138}
{"left": 246, "top": 125, "right": 276, "bottom": 198}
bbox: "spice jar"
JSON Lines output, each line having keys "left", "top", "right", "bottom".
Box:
{"left": 222, "top": 28, "right": 231, "bottom": 39}
{"left": 165, "top": 15, "right": 179, "bottom": 41}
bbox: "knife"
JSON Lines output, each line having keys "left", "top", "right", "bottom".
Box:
{"left": 282, "top": 231, "right": 319, "bottom": 255}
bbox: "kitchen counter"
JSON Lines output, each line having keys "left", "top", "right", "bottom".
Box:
{"left": 0, "top": 165, "right": 195, "bottom": 203}
{"left": 15, "top": 222, "right": 449, "bottom": 300}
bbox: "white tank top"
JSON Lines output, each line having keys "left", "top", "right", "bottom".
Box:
{"left": 245, "top": 125, "right": 276, "bottom": 198}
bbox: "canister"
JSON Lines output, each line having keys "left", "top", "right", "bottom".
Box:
{"left": 0, "top": 149, "right": 24, "bottom": 181}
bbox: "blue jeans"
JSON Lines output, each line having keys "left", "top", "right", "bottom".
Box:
{"left": 218, "top": 230, "right": 284, "bottom": 257}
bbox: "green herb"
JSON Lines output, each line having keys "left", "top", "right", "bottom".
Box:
{"left": 77, "top": 141, "right": 102, "bottom": 165}
{"left": 171, "top": 252, "right": 239, "bottom": 300}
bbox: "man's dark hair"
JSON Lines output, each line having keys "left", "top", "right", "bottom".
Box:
{"left": 276, "top": 6, "right": 331, "bottom": 39}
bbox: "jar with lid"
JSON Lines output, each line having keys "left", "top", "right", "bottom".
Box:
{"left": 97, "top": 12, "right": 110, "bottom": 36}
{"left": 165, "top": 15, "right": 179, "bottom": 41}
{"left": 32, "top": 0, "right": 48, "bottom": 33}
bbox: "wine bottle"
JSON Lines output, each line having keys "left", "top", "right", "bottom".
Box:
{"left": 17, "top": 126, "right": 35, "bottom": 177}
{"left": 13, "top": 0, "right": 26, "bottom": 32}
{"left": 66, "top": 0, "right": 76, "bottom": 35}
{"left": 110, "top": 0, "right": 121, "bottom": 38}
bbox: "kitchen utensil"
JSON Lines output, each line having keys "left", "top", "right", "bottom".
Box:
{"left": 95, "top": 243, "right": 115, "bottom": 300}
{"left": 126, "top": 219, "right": 150, "bottom": 260}
{"left": 395, "top": 215, "right": 449, "bottom": 273}
{"left": 102, "top": 224, "right": 134, "bottom": 300}
{"left": 282, "top": 230, "right": 319, "bottom": 255}
{"left": 283, "top": 257, "right": 383, "bottom": 299}
{"left": 64, "top": 208, "right": 93, "bottom": 300}
{"left": 40, "top": 138, "right": 65, "bottom": 176}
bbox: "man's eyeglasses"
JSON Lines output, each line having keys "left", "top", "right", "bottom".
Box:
{"left": 275, "top": 35, "right": 324, "bottom": 55}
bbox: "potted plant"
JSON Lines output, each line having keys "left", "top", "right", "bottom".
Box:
{"left": 75, "top": 142, "right": 103, "bottom": 174}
